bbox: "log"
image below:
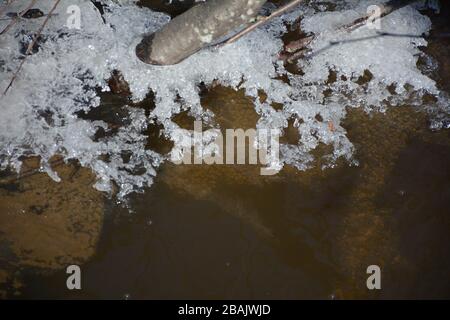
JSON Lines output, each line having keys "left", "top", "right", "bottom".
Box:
{"left": 136, "top": 0, "right": 267, "bottom": 65}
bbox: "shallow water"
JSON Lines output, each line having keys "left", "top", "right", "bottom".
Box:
{"left": 2, "top": 1, "right": 450, "bottom": 299}
{"left": 16, "top": 107, "right": 450, "bottom": 300}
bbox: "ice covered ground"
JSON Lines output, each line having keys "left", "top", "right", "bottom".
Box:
{"left": 0, "top": 0, "right": 447, "bottom": 199}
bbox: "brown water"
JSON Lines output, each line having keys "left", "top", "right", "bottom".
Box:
{"left": 1, "top": 1, "right": 450, "bottom": 299}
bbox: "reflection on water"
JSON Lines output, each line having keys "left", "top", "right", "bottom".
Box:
{"left": 18, "top": 94, "right": 450, "bottom": 300}
{"left": 2, "top": 0, "right": 450, "bottom": 299}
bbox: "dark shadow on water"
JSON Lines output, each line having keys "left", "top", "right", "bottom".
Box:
{"left": 10, "top": 0, "right": 450, "bottom": 300}
{"left": 378, "top": 139, "right": 450, "bottom": 299}
{"left": 19, "top": 167, "right": 353, "bottom": 299}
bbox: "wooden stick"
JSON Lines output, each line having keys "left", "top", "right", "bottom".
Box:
{"left": 0, "top": 0, "right": 18, "bottom": 19}
{"left": 25, "top": 0, "right": 60, "bottom": 55}
{"left": 0, "top": 13, "right": 59, "bottom": 21}
{"left": 280, "top": 0, "right": 417, "bottom": 63}
{"left": 222, "top": 0, "right": 304, "bottom": 46}
{"left": 137, "top": 0, "right": 267, "bottom": 65}
{"left": 340, "top": 0, "right": 416, "bottom": 32}
{"left": 2, "top": 0, "right": 61, "bottom": 96}
{"left": 0, "top": 157, "right": 66, "bottom": 185}
{"left": 0, "top": 0, "right": 37, "bottom": 35}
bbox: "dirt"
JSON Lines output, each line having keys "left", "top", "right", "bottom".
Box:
{"left": 1, "top": 0, "right": 450, "bottom": 300}
{"left": 0, "top": 157, "right": 104, "bottom": 298}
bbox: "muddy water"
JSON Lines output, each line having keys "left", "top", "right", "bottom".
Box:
{"left": 2, "top": 1, "right": 450, "bottom": 299}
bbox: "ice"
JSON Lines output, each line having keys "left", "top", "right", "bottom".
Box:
{"left": 300, "top": 1, "right": 436, "bottom": 98}
{"left": 0, "top": 0, "right": 447, "bottom": 199}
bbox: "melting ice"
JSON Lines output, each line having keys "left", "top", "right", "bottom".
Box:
{"left": 0, "top": 0, "right": 447, "bottom": 199}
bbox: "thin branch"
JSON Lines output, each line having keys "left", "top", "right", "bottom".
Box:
{"left": 2, "top": 0, "right": 61, "bottom": 96}
{"left": 340, "top": 0, "right": 416, "bottom": 32}
{"left": 306, "top": 31, "right": 424, "bottom": 59}
{"left": 280, "top": 0, "right": 418, "bottom": 63}
{"left": 0, "top": 157, "right": 66, "bottom": 186}
{"left": 0, "top": 0, "right": 37, "bottom": 35}
{"left": 220, "top": 0, "right": 304, "bottom": 46}
{"left": 0, "top": 13, "right": 59, "bottom": 21}
{"left": 0, "top": 0, "right": 18, "bottom": 19}
{"left": 25, "top": 0, "right": 60, "bottom": 55}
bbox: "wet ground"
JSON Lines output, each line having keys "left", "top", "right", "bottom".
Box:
{"left": 1, "top": 1, "right": 450, "bottom": 299}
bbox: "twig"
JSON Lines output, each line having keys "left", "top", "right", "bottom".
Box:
{"left": 280, "top": 0, "right": 417, "bottom": 63}
{"left": 340, "top": 0, "right": 416, "bottom": 32}
{"left": 0, "top": 13, "right": 59, "bottom": 21}
{"left": 0, "top": 0, "right": 37, "bottom": 35}
{"left": 2, "top": 0, "right": 61, "bottom": 96}
{"left": 0, "top": 0, "right": 17, "bottom": 18}
{"left": 24, "top": 0, "right": 60, "bottom": 55}
{"left": 0, "top": 157, "right": 66, "bottom": 186}
{"left": 303, "top": 31, "right": 426, "bottom": 59}
{"left": 221, "top": 0, "right": 304, "bottom": 46}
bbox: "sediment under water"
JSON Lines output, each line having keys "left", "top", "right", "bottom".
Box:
{"left": 0, "top": 1, "right": 449, "bottom": 299}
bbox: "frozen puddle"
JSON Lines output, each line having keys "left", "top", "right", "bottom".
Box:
{"left": 0, "top": 0, "right": 447, "bottom": 199}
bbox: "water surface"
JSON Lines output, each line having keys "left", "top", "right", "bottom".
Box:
{"left": 3, "top": 0, "right": 450, "bottom": 299}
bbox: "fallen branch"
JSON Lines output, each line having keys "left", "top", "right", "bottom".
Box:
{"left": 136, "top": 0, "right": 267, "bottom": 65}
{"left": 0, "top": 10, "right": 57, "bottom": 21}
{"left": 2, "top": 0, "right": 61, "bottom": 96}
{"left": 280, "top": 0, "right": 417, "bottom": 63}
{"left": 0, "top": 0, "right": 37, "bottom": 35}
{"left": 341, "top": 0, "right": 417, "bottom": 32}
{"left": 0, "top": 0, "right": 18, "bottom": 19}
{"left": 0, "top": 157, "right": 66, "bottom": 186}
{"left": 221, "top": 0, "right": 304, "bottom": 46}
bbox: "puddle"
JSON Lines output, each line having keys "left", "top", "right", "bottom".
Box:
{"left": 1, "top": 0, "right": 450, "bottom": 299}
